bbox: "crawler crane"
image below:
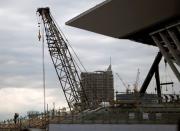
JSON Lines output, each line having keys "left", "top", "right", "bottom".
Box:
{"left": 37, "top": 7, "right": 89, "bottom": 112}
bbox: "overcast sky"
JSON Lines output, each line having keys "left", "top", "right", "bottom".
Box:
{"left": 0, "top": 0, "right": 179, "bottom": 121}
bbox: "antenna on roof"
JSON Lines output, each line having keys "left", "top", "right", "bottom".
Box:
{"left": 110, "top": 56, "right": 111, "bottom": 65}
{"left": 107, "top": 57, "right": 112, "bottom": 71}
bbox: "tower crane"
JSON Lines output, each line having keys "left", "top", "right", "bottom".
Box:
{"left": 116, "top": 73, "right": 130, "bottom": 93}
{"left": 37, "top": 7, "right": 89, "bottom": 112}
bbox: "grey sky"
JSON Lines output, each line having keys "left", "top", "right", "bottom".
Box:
{"left": 0, "top": 0, "right": 179, "bottom": 121}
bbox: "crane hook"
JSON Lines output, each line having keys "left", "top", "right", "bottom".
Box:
{"left": 38, "top": 29, "right": 41, "bottom": 41}
{"left": 38, "top": 22, "right": 41, "bottom": 41}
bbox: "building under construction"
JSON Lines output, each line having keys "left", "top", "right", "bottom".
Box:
{"left": 81, "top": 65, "right": 114, "bottom": 108}
{"left": 1, "top": 0, "right": 180, "bottom": 130}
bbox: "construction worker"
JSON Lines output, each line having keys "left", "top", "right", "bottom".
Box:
{"left": 14, "top": 113, "right": 19, "bottom": 124}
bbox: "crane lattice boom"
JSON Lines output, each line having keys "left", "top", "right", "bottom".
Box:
{"left": 37, "top": 7, "right": 89, "bottom": 112}
{"left": 116, "top": 73, "right": 129, "bottom": 90}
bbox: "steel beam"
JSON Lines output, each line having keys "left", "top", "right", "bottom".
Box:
{"left": 140, "top": 52, "right": 162, "bottom": 95}
{"left": 155, "top": 67, "right": 161, "bottom": 102}
{"left": 152, "top": 35, "right": 180, "bottom": 82}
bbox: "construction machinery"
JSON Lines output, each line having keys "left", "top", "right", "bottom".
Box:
{"left": 37, "top": 7, "right": 89, "bottom": 112}
{"left": 116, "top": 73, "right": 130, "bottom": 93}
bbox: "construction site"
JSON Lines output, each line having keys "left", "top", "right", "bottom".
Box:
{"left": 1, "top": 0, "right": 180, "bottom": 131}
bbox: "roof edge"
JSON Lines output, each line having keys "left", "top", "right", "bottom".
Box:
{"left": 66, "top": 0, "right": 111, "bottom": 25}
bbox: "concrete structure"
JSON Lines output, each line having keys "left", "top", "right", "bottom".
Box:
{"left": 116, "top": 93, "right": 158, "bottom": 104}
{"left": 66, "top": 0, "right": 180, "bottom": 88}
{"left": 49, "top": 124, "right": 177, "bottom": 131}
{"left": 66, "top": 0, "right": 180, "bottom": 45}
{"left": 81, "top": 65, "right": 114, "bottom": 107}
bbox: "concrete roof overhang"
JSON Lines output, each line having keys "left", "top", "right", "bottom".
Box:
{"left": 66, "top": 0, "right": 180, "bottom": 46}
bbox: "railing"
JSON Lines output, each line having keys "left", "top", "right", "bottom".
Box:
{"left": 1, "top": 105, "right": 180, "bottom": 130}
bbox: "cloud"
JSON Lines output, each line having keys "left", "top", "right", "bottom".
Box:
{"left": 0, "top": 87, "right": 67, "bottom": 121}
{"left": 0, "top": 0, "right": 108, "bottom": 121}
{"left": 0, "top": 0, "right": 179, "bottom": 121}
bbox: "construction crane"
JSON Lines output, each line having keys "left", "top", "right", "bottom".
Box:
{"left": 133, "top": 69, "right": 140, "bottom": 93}
{"left": 116, "top": 73, "right": 130, "bottom": 93}
{"left": 37, "top": 7, "right": 89, "bottom": 112}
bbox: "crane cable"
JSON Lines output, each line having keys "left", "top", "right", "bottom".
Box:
{"left": 164, "top": 59, "right": 168, "bottom": 92}
{"left": 164, "top": 59, "right": 174, "bottom": 93}
{"left": 42, "top": 23, "right": 46, "bottom": 114}
{"left": 164, "top": 60, "right": 174, "bottom": 94}
{"left": 37, "top": 14, "right": 46, "bottom": 114}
